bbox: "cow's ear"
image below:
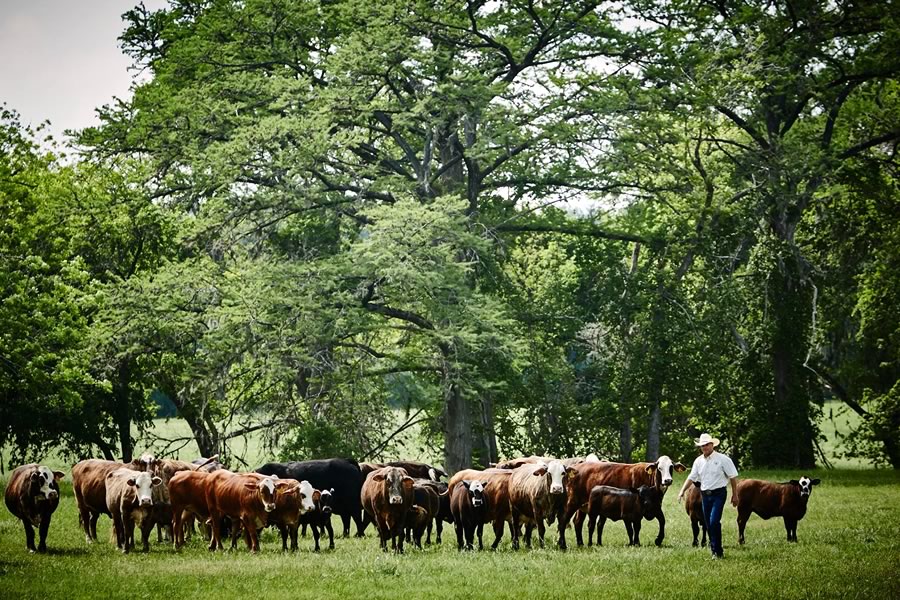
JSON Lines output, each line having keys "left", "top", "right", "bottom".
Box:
{"left": 810, "top": 479, "right": 821, "bottom": 485}
{"left": 152, "top": 476, "right": 162, "bottom": 486}
{"left": 645, "top": 464, "right": 657, "bottom": 475}
{"left": 312, "top": 490, "right": 321, "bottom": 502}
{"left": 673, "top": 463, "right": 687, "bottom": 473}
{"left": 53, "top": 471, "right": 65, "bottom": 481}
{"left": 127, "top": 478, "right": 137, "bottom": 487}
{"left": 462, "top": 480, "right": 471, "bottom": 490}
{"left": 533, "top": 468, "right": 548, "bottom": 477}
{"left": 330, "top": 488, "right": 335, "bottom": 494}
{"left": 402, "top": 476, "right": 415, "bottom": 487}
{"left": 372, "top": 474, "right": 385, "bottom": 482}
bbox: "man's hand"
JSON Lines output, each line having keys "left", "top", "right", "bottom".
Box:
{"left": 731, "top": 496, "right": 738, "bottom": 507}
{"left": 677, "top": 492, "right": 684, "bottom": 502}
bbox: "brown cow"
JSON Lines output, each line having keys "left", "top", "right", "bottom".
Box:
{"left": 72, "top": 459, "right": 126, "bottom": 543}
{"left": 683, "top": 484, "right": 707, "bottom": 547}
{"left": 563, "top": 456, "right": 686, "bottom": 548}
{"left": 448, "top": 468, "right": 515, "bottom": 550}
{"left": 586, "top": 485, "right": 663, "bottom": 547}
{"left": 261, "top": 479, "right": 316, "bottom": 551}
{"left": 168, "top": 469, "right": 222, "bottom": 549}
{"left": 361, "top": 466, "right": 414, "bottom": 553}
{"left": 735, "top": 476, "right": 821, "bottom": 544}
{"left": 493, "top": 456, "right": 555, "bottom": 470}
{"left": 4, "top": 464, "right": 64, "bottom": 552}
{"left": 105, "top": 468, "right": 163, "bottom": 553}
{"left": 205, "top": 471, "right": 282, "bottom": 552}
{"left": 405, "top": 483, "right": 441, "bottom": 548}
{"left": 450, "top": 480, "right": 488, "bottom": 550}
{"left": 508, "top": 461, "right": 571, "bottom": 550}
{"left": 410, "top": 478, "right": 450, "bottom": 544}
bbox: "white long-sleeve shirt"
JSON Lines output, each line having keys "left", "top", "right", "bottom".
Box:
{"left": 688, "top": 451, "right": 738, "bottom": 491}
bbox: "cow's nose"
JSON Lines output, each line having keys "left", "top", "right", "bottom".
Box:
{"left": 323, "top": 507, "right": 332, "bottom": 514}
{"left": 662, "top": 479, "right": 672, "bottom": 486}
{"left": 265, "top": 503, "right": 276, "bottom": 512}
{"left": 47, "top": 491, "right": 58, "bottom": 499}
{"left": 140, "top": 498, "right": 152, "bottom": 506}
{"left": 389, "top": 496, "right": 403, "bottom": 505}
{"left": 550, "top": 485, "right": 564, "bottom": 494}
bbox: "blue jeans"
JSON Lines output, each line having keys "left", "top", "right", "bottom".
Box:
{"left": 701, "top": 487, "right": 727, "bottom": 557}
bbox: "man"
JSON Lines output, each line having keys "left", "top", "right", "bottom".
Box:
{"left": 677, "top": 433, "right": 738, "bottom": 559}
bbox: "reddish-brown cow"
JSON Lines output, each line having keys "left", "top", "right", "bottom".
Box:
{"left": 4, "top": 464, "right": 64, "bottom": 553}
{"left": 168, "top": 470, "right": 222, "bottom": 549}
{"left": 205, "top": 471, "right": 283, "bottom": 552}
{"left": 683, "top": 484, "right": 707, "bottom": 547}
{"left": 448, "top": 468, "right": 515, "bottom": 550}
{"left": 735, "top": 476, "right": 821, "bottom": 544}
{"left": 564, "top": 456, "right": 686, "bottom": 548}
{"left": 361, "top": 466, "right": 414, "bottom": 553}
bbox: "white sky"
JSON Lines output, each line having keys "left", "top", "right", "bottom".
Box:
{"left": 0, "top": 0, "right": 167, "bottom": 144}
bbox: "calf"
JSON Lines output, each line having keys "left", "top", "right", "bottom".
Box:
{"left": 565, "top": 456, "right": 686, "bottom": 548}
{"left": 586, "top": 485, "right": 662, "bottom": 547}
{"left": 4, "top": 464, "right": 64, "bottom": 553}
{"left": 450, "top": 480, "right": 489, "bottom": 550}
{"left": 168, "top": 469, "right": 222, "bottom": 549}
{"left": 683, "top": 484, "right": 707, "bottom": 547}
{"left": 299, "top": 488, "right": 336, "bottom": 551}
{"left": 262, "top": 479, "right": 316, "bottom": 551}
{"left": 411, "top": 478, "right": 450, "bottom": 544}
{"left": 735, "top": 476, "right": 821, "bottom": 544}
{"left": 360, "top": 466, "right": 414, "bottom": 553}
{"left": 206, "top": 471, "right": 285, "bottom": 552}
{"left": 105, "top": 468, "right": 163, "bottom": 553}
{"left": 405, "top": 483, "right": 440, "bottom": 548}
{"left": 448, "top": 468, "right": 515, "bottom": 550}
{"left": 508, "top": 461, "right": 571, "bottom": 550}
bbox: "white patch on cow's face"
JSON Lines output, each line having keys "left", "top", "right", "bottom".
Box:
{"left": 36, "top": 466, "right": 57, "bottom": 500}
{"left": 297, "top": 480, "right": 316, "bottom": 514}
{"left": 798, "top": 477, "right": 813, "bottom": 497}
{"left": 469, "top": 480, "right": 486, "bottom": 506}
{"left": 547, "top": 461, "right": 566, "bottom": 495}
{"left": 428, "top": 468, "right": 437, "bottom": 481}
{"left": 260, "top": 477, "right": 277, "bottom": 512}
{"left": 656, "top": 456, "right": 675, "bottom": 488}
{"left": 132, "top": 472, "right": 156, "bottom": 506}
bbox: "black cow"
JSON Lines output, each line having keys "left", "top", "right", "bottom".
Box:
{"left": 256, "top": 458, "right": 364, "bottom": 537}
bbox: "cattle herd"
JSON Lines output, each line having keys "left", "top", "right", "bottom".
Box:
{"left": 3, "top": 453, "right": 822, "bottom": 556}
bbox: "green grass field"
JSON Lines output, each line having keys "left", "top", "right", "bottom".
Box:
{"left": 1, "top": 468, "right": 898, "bottom": 600}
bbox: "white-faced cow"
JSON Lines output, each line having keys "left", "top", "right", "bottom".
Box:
{"left": 736, "top": 476, "right": 821, "bottom": 544}
{"left": 4, "top": 464, "right": 64, "bottom": 553}
{"left": 105, "top": 468, "right": 163, "bottom": 553}
{"left": 508, "top": 461, "right": 571, "bottom": 550}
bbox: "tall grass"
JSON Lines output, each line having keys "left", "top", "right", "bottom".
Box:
{"left": 1, "top": 468, "right": 898, "bottom": 599}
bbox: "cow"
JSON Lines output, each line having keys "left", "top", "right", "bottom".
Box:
{"left": 409, "top": 478, "right": 450, "bottom": 544}
{"left": 72, "top": 458, "right": 129, "bottom": 543}
{"left": 405, "top": 483, "right": 441, "bottom": 549}
{"left": 564, "top": 456, "right": 686, "bottom": 548}
{"left": 256, "top": 458, "right": 365, "bottom": 537}
{"left": 508, "top": 461, "right": 571, "bottom": 550}
{"left": 105, "top": 468, "right": 163, "bottom": 553}
{"left": 386, "top": 461, "right": 447, "bottom": 482}
{"left": 683, "top": 483, "right": 707, "bottom": 547}
{"left": 298, "top": 488, "right": 336, "bottom": 551}
{"left": 585, "top": 485, "right": 663, "bottom": 547}
{"left": 735, "top": 476, "right": 821, "bottom": 544}
{"left": 493, "top": 456, "right": 555, "bottom": 470}
{"left": 360, "top": 466, "right": 414, "bottom": 553}
{"left": 258, "top": 479, "right": 317, "bottom": 552}
{"left": 205, "top": 471, "right": 289, "bottom": 552}
{"left": 3, "top": 464, "right": 64, "bottom": 553}
{"left": 168, "top": 469, "right": 223, "bottom": 549}
{"left": 448, "top": 468, "right": 515, "bottom": 550}
{"left": 450, "top": 480, "right": 490, "bottom": 550}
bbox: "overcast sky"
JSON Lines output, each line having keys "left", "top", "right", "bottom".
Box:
{"left": 0, "top": 1, "right": 166, "bottom": 144}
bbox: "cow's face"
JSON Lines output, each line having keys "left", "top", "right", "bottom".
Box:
{"left": 650, "top": 455, "right": 686, "bottom": 489}
{"left": 462, "top": 480, "right": 486, "bottom": 507}
{"left": 258, "top": 477, "right": 277, "bottom": 512}
{"left": 535, "top": 461, "right": 567, "bottom": 495}
{"left": 637, "top": 486, "right": 661, "bottom": 520}
{"left": 296, "top": 480, "right": 316, "bottom": 514}
{"left": 374, "top": 468, "right": 412, "bottom": 505}
{"left": 319, "top": 488, "right": 335, "bottom": 515}
{"left": 29, "top": 466, "right": 63, "bottom": 501}
{"left": 792, "top": 476, "right": 821, "bottom": 498}
{"left": 132, "top": 453, "right": 158, "bottom": 474}
{"left": 127, "top": 471, "right": 162, "bottom": 506}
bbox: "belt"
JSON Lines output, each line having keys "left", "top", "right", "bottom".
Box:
{"left": 701, "top": 487, "right": 726, "bottom": 496}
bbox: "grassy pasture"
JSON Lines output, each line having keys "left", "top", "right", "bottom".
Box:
{"left": 1, "top": 468, "right": 898, "bottom": 600}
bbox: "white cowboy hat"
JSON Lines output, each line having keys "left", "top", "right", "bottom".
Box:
{"left": 694, "top": 433, "right": 720, "bottom": 447}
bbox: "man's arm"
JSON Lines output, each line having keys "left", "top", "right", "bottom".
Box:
{"left": 729, "top": 476, "right": 739, "bottom": 506}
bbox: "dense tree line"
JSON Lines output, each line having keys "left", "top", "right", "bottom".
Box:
{"left": 2, "top": 0, "right": 898, "bottom": 469}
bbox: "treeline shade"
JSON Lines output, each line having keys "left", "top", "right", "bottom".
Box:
{"left": 2, "top": 0, "right": 899, "bottom": 469}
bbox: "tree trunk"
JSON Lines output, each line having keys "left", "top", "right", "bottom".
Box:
{"left": 619, "top": 405, "right": 632, "bottom": 462}
{"left": 478, "top": 394, "right": 499, "bottom": 468}
{"left": 442, "top": 358, "right": 472, "bottom": 474}
{"left": 113, "top": 359, "right": 133, "bottom": 462}
{"left": 646, "top": 394, "right": 661, "bottom": 462}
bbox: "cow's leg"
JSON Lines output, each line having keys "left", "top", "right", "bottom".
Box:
{"left": 247, "top": 524, "right": 260, "bottom": 553}
{"left": 535, "top": 512, "right": 546, "bottom": 550}
{"left": 625, "top": 520, "right": 634, "bottom": 545}
{"left": 123, "top": 515, "right": 135, "bottom": 554}
{"left": 89, "top": 513, "right": 100, "bottom": 542}
{"left": 455, "top": 520, "right": 464, "bottom": 550}
{"left": 587, "top": 514, "right": 596, "bottom": 547}
{"left": 784, "top": 518, "right": 797, "bottom": 542}
{"left": 291, "top": 523, "right": 299, "bottom": 551}
{"left": 172, "top": 509, "right": 184, "bottom": 549}
{"left": 396, "top": 523, "right": 405, "bottom": 554}
{"left": 426, "top": 519, "right": 433, "bottom": 545}
{"left": 633, "top": 519, "right": 642, "bottom": 546}
{"left": 374, "top": 514, "right": 388, "bottom": 551}
{"left": 701, "top": 521, "right": 708, "bottom": 547}
{"left": 491, "top": 519, "right": 505, "bottom": 550}
{"left": 510, "top": 509, "right": 522, "bottom": 550}
{"left": 22, "top": 520, "right": 37, "bottom": 552}
{"left": 654, "top": 511, "right": 665, "bottom": 547}
{"left": 476, "top": 521, "right": 485, "bottom": 551}
{"left": 737, "top": 509, "right": 750, "bottom": 545}
{"left": 325, "top": 519, "right": 335, "bottom": 549}
{"left": 355, "top": 511, "right": 369, "bottom": 538}
{"left": 312, "top": 523, "right": 322, "bottom": 552}
{"left": 574, "top": 510, "right": 586, "bottom": 546}
{"left": 208, "top": 513, "right": 222, "bottom": 551}
{"left": 691, "top": 518, "right": 700, "bottom": 546}
{"left": 435, "top": 518, "right": 442, "bottom": 544}
{"left": 597, "top": 516, "right": 606, "bottom": 546}
{"left": 37, "top": 514, "right": 51, "bottom": 552}
{"left": 301, "top": 522, "right": 308, "bottom": 538}
{"left": 140, "top": 518, "right": 154, "bottom": 552}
